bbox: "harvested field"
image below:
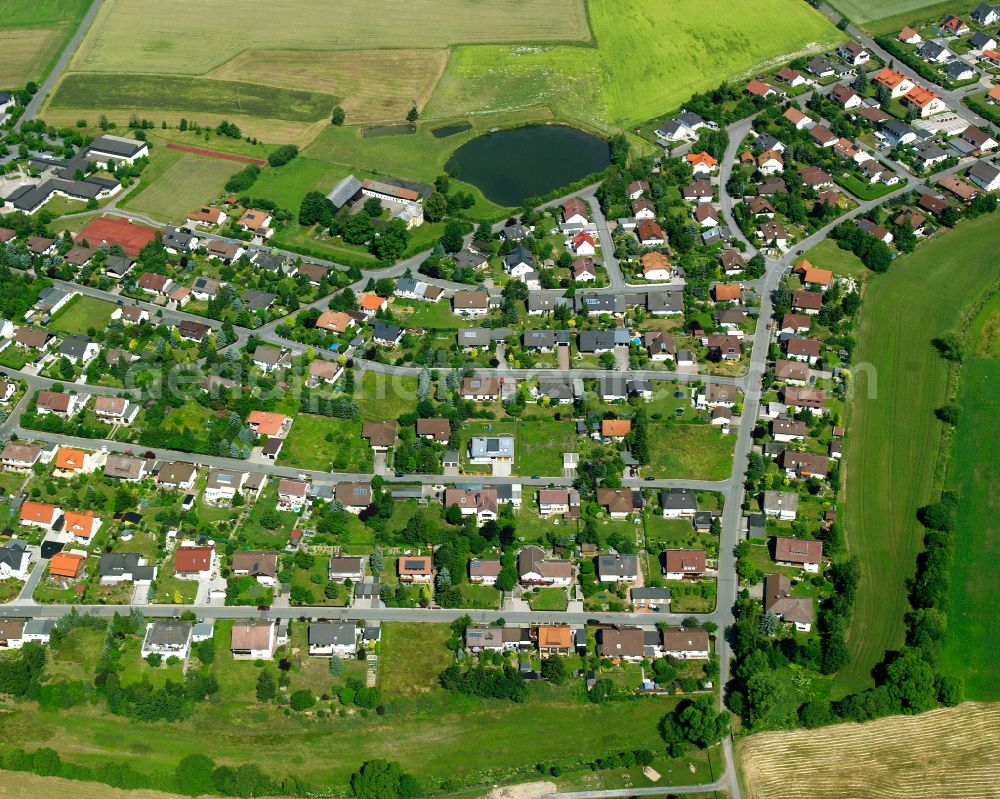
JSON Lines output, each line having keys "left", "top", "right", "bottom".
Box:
{"left": 0, "top": 770, "right": 197, "bottom": 799}
{"left": 0, "top": 26, "right": 63, "bottom": 87}
{"left": 740, "top": 703, "right": 1000, "bottom": 799}
{"left": 165, "top": 143, "right": 265, "bottom": 165}
{"left": 70, "top": 0, "right": 590, "bottom": 74}
{"left": 209, "top": 49, "right": 450, "bottom": 124}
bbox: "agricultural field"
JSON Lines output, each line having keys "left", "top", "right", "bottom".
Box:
{"left": 122, "top": 149, "right": 238, "bottom": 223}
{"left": 838, "top": 213, "right": 1000, "bottom": 695}
{"left": 69, "top": 0, "right": 590, "bottom": 74}
{"left": 840, "top": 0, "right": 960, "bottom": 31}
{"left": 209, "top": 49, "right": 449, "bottom": 125}
{"left": 0, "top": 0, "right": 91, "bottom": 88}
{"left": 0, "top": 772, "right": 192, "bottom": 799}
{"left": 47, "top": 72, "right": 337, "bottom": 123}
{"left": 425, "top": 0, "right": 840, "bottom": 127}
{"left": 939, "top": 293, "right": 1000, "bottom": 700}
{"left": 739, "top": 703, "right": 1000, "bottom": 799}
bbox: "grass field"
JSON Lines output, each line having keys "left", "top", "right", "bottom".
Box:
{"left": 829, "top": 0, "right": 950, "bottom": 25}
{"left": 939, "top": 293, "right": 1000, "bottom": 700}
{"left": 425, "top": 0, "right": 840, "bottom": 127}
{"left": 838, "top": 213, "right": 1000, "bottom": 695}
{"left": 276, "top": 413, "right": 372, "bottom": 473}
{"left": 376, "top": 622, "right": 453, "bottom": 699}
{"left": 70, "top": 0, "right": 590, "bottom": 75}
{"left": 739, "top": 703, "right": 1000, "bottom": 799}
{"left": 0, "top": 772, "right": 193, "bottom": 799}
{"left": 209, "top": 49, "right": 449, "bottom": 125}
{"left": 123, "top": 149, "right": 238, "bottom": 223}
{"left": 49, "top": 72, "right": 337, "bottom": 122}
{"left": 646, "top": 424, "right": 734, "bottom": 480}
{"left": 47, "top": 294, "right": 116, "bottom": 335}
{"left": 803, "top": 238, "right": 869, "bottom": 280}
{"left": 245, "top": 156, "right": 349, "bottom": 211}
{"left": 0, "top": 0, "right": 91, "bottom": 87}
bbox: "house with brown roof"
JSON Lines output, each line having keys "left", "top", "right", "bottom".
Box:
{"left": 785, "top": 337, "right": 821, "bottom": 364}
{"left": 296, "top": 262, "right": 329, "bottom": 284}
{"left": 662, "top": 549, "right": 707, "bottom": 580}
{"left": 763, "top": 573, "right": 814, "bottom": 631}
{"left": 362, "top": 421, "right": 396, "bottom": 451}
{"left": 601, "top": 419, "right": 631, "bottom": 441}
{"left": 308, "top": 359, "right": 341, "bottom": 385}
{"left": 783, "top": 386, "right": 826, "bottom": 413}
{"left": 468, "top": 558, "right": 502, "bottom": 586}
{"left": 938, "top": 175, "right": 979, "bottom": 203}
{"left": 231, "top": 620, "right": 276, "bottom": 659}
{"left": 1, "top": 442, "right": 41, "bottom": 471}
{"left": 460, "top": 376, "right": 499, "bottom": 400}
{"left": 781, "top": 450, "right": 830, "bottom": 479}
{"left": 36, "top": 391, "right": 82, "bottom": 418}
{"left": 537, "top": 488, "right": 580, "bottom": 518}
{"left": 14, "top": 327, "right": 54, "bottom": 353}
{"left": 562, "top": 197, "right": 590, "bottom": 226}
{"left": 174, "top": 545, "right": 216, "bottom": 580}
{"left": 444, "top": 487, "right": 498, "bottom": 526}
{"left": 328, "top": 556, "right": 365, "bottom": 581}
{"left": 712, "top": 282, "right": 742, "bottom": 303}
{"left": 598, "top": 627, "right": 645, "bottom": 661}
{"left": 103, "top": 453, "right": 149, "bottom": 481}
{"left": 398, "top": 555, "right": 433, "bottom": 584}
{"left": 334, "top": 482, "right": 371, "bottom": 513}
{"left": 315, "top": 310, "right": 355, "bottom": 333}
{"left": 156, "top": 461, "right": 197, "bottom": 490}
{"left": 276, "top": 477, "right": 309, "bottom": 512}
{"left": 94, "top": 396, "right": 139, "bottom": 425}
{"left": 452, "top": 290, "right": 490, "bottom": 318}
{"left": 416, "top": 417, "right": 450, "bottom": 442}
{"left": 186, "top": 206, "right": 227, "bottom": 228}
{"left": 636, "top": 219, "right": 666, "bottom": 245}
{"left": 596, "top": 488, "right": 641, "bottom": 519}
{"left": 792, "top": 290, "right": 823, "bottom": 315}
{"left": 518, "top": 546, "right": 573, "bottom": 587}
{"left": 659, "top": 628, "right": 711, "bottom": 659}
{"left": 707, "top": 334, "right": 742, "bottom": 360}
{"left": 137, "top": 271, "right": 171, "bottom": 296}
{"left": 231, "top": 550, "right": 279, "bottom": 585}
{"left": 774, "top": 359, "right": 809, "bottom": 385}
{"left": 773, "top": 536, "right": 823, "bottom": 572}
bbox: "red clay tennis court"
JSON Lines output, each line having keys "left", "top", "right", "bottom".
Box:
{"left": 76, "top": 217, "right": 158, "bottom": 258}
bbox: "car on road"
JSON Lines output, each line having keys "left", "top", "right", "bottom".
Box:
{"left": 256, "top": 605, "right": 271, "bottom": 611}
{"left": 394, "top": 472, "right": 404, "bottom": 478}
{"left": 645, "top": 477, "right": 655, "bottom": 481}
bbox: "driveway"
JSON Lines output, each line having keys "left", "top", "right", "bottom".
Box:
{"left": 613, "top": 345, "right": 630, "bottom": 371}
{"left": 373, "top": 450, "right": 388, "bottom": 475}
{"left": 557, "top": 344, "right": 570, "bottom": 370}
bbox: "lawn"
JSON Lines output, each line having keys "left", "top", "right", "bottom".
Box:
{"left": 528, "top": 586, "right": 569, "bottom": 611}
{"left": 516, "top": 418, "right": 578, "bottom": 476}
{"left": 392, "top": 297, "right": 472, "bottom": 330}
{"left": 376, "top": 622, "right": 453, "bottom": 699}
{"left": 837, "top": 213, "right": 1000, "bottom": 696}
{"left": 46, "top": 294, "right": 116, "bottom": 335}
{"left": 276, "top": 413, "right": 372, "bottom": 472}
{"left": 123, "top": 149, "right": 239, "bottom": 223}
{"left": 803, "top": 238, "right": 869, "bottom": 281}
{"left": 939, "top": 297, "right": 1000, "bottom": 700}
{"left": 646, "top": 424, "right": 734, "bottom": 480}
{"left": 0, "top": 0, "right": 91, "bottom": 87}
{"left": 355, "top": 370, "right": 419, "bottom": 420}
{"left": 243, "top": 156, "right": 348, "bottom": 211}
{"left": 835, "top": 174, "right": 902, "bottom": 201}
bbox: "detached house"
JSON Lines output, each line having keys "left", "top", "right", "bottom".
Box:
{"left": 518, "top": 546, "right": 573, "bottom": 587}
{"left": 443, "top": 487, "right": 498, "bottom": 526}
{"left": 231, "top": 621, "right": 276, "bottom": 659}
{"left": 764, "top": 573, "right": 814, "bottom": 632}
{"left": 662, "top": 549, "right": 707, "bottom": 580}
{"left": 773, "top": 536, "right": 823, "bottom": 573}
{"left": 838, "top": 41, "right": 870, "bottom": 66}
{"left": 174, "top": 545, "right": 216, "bottom": 580}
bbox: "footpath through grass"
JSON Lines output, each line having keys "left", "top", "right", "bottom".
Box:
{"left": 837, "top": 214, "right": 1000, "bottom": 695}
{"left": 939, "top": 292, "right": 1000, "bottom": 700}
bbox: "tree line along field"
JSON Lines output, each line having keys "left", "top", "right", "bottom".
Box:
{"left": 938, "top": 292, "right": 1000, "bottom": 700}
{"left": 0, "top": 0, "right": 91, "bottom": 88}
{"left": 837, "top": 213, "right": 1000, "bottom": 696}
{"left": 739, "top": 702, "right": 1000, "bottom": 799}
{"left": 69, "top": 0, "right": 591, "bottom": 75}
{"left": 0, "top": 620, "right": 685, "bottom": 790}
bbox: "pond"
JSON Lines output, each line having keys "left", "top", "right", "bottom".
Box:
{"left": 431, "top": 122, "right": 472, "bottom": 138}
{"left": 445, "top": 124, "right": 610, "bottom": 206}
{"left": 361, "top": 124, "right": 416, "bottom": 138}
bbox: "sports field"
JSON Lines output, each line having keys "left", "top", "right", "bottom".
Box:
{"left": 740, "top": 702, "right": 1000, "bottom": 799}
{"left": 123, "top": 149, "right": 239, "bottom": 223}
{"left": 837, "top": 214, "right": 1000, "bottom": 695}
{"left": 0, "top": 0, "right": 90, "bottom": 87}
{"left": 70, "top": 0, "right": 591, "bottom": 74}
{"left": 425, "top": 0, "right": 840, "bottom": 126}
{"left": 939, "top": 292, "right": 1000, "bottom": 700}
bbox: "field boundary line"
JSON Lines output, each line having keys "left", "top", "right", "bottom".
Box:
{"left": 164, "top": 143, "right": 266, "bottom": 165}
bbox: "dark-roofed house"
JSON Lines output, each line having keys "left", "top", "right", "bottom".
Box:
{"left": 763, "top": 573, "right": 814, "bottom": 631}
{"left": 597, "top": 553, "right": 639, "bottom": 583}
{"left": 308, "top": 622, "right": 358, "bottom": 657}
{"left": 660, "top": 489, "right": 698, "bottom": 518}
{"left": 99, "top": 553, "right": 156, "bottom": 585}
{"left": 141, "top": 620, "right": 191, "bottom": 659}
